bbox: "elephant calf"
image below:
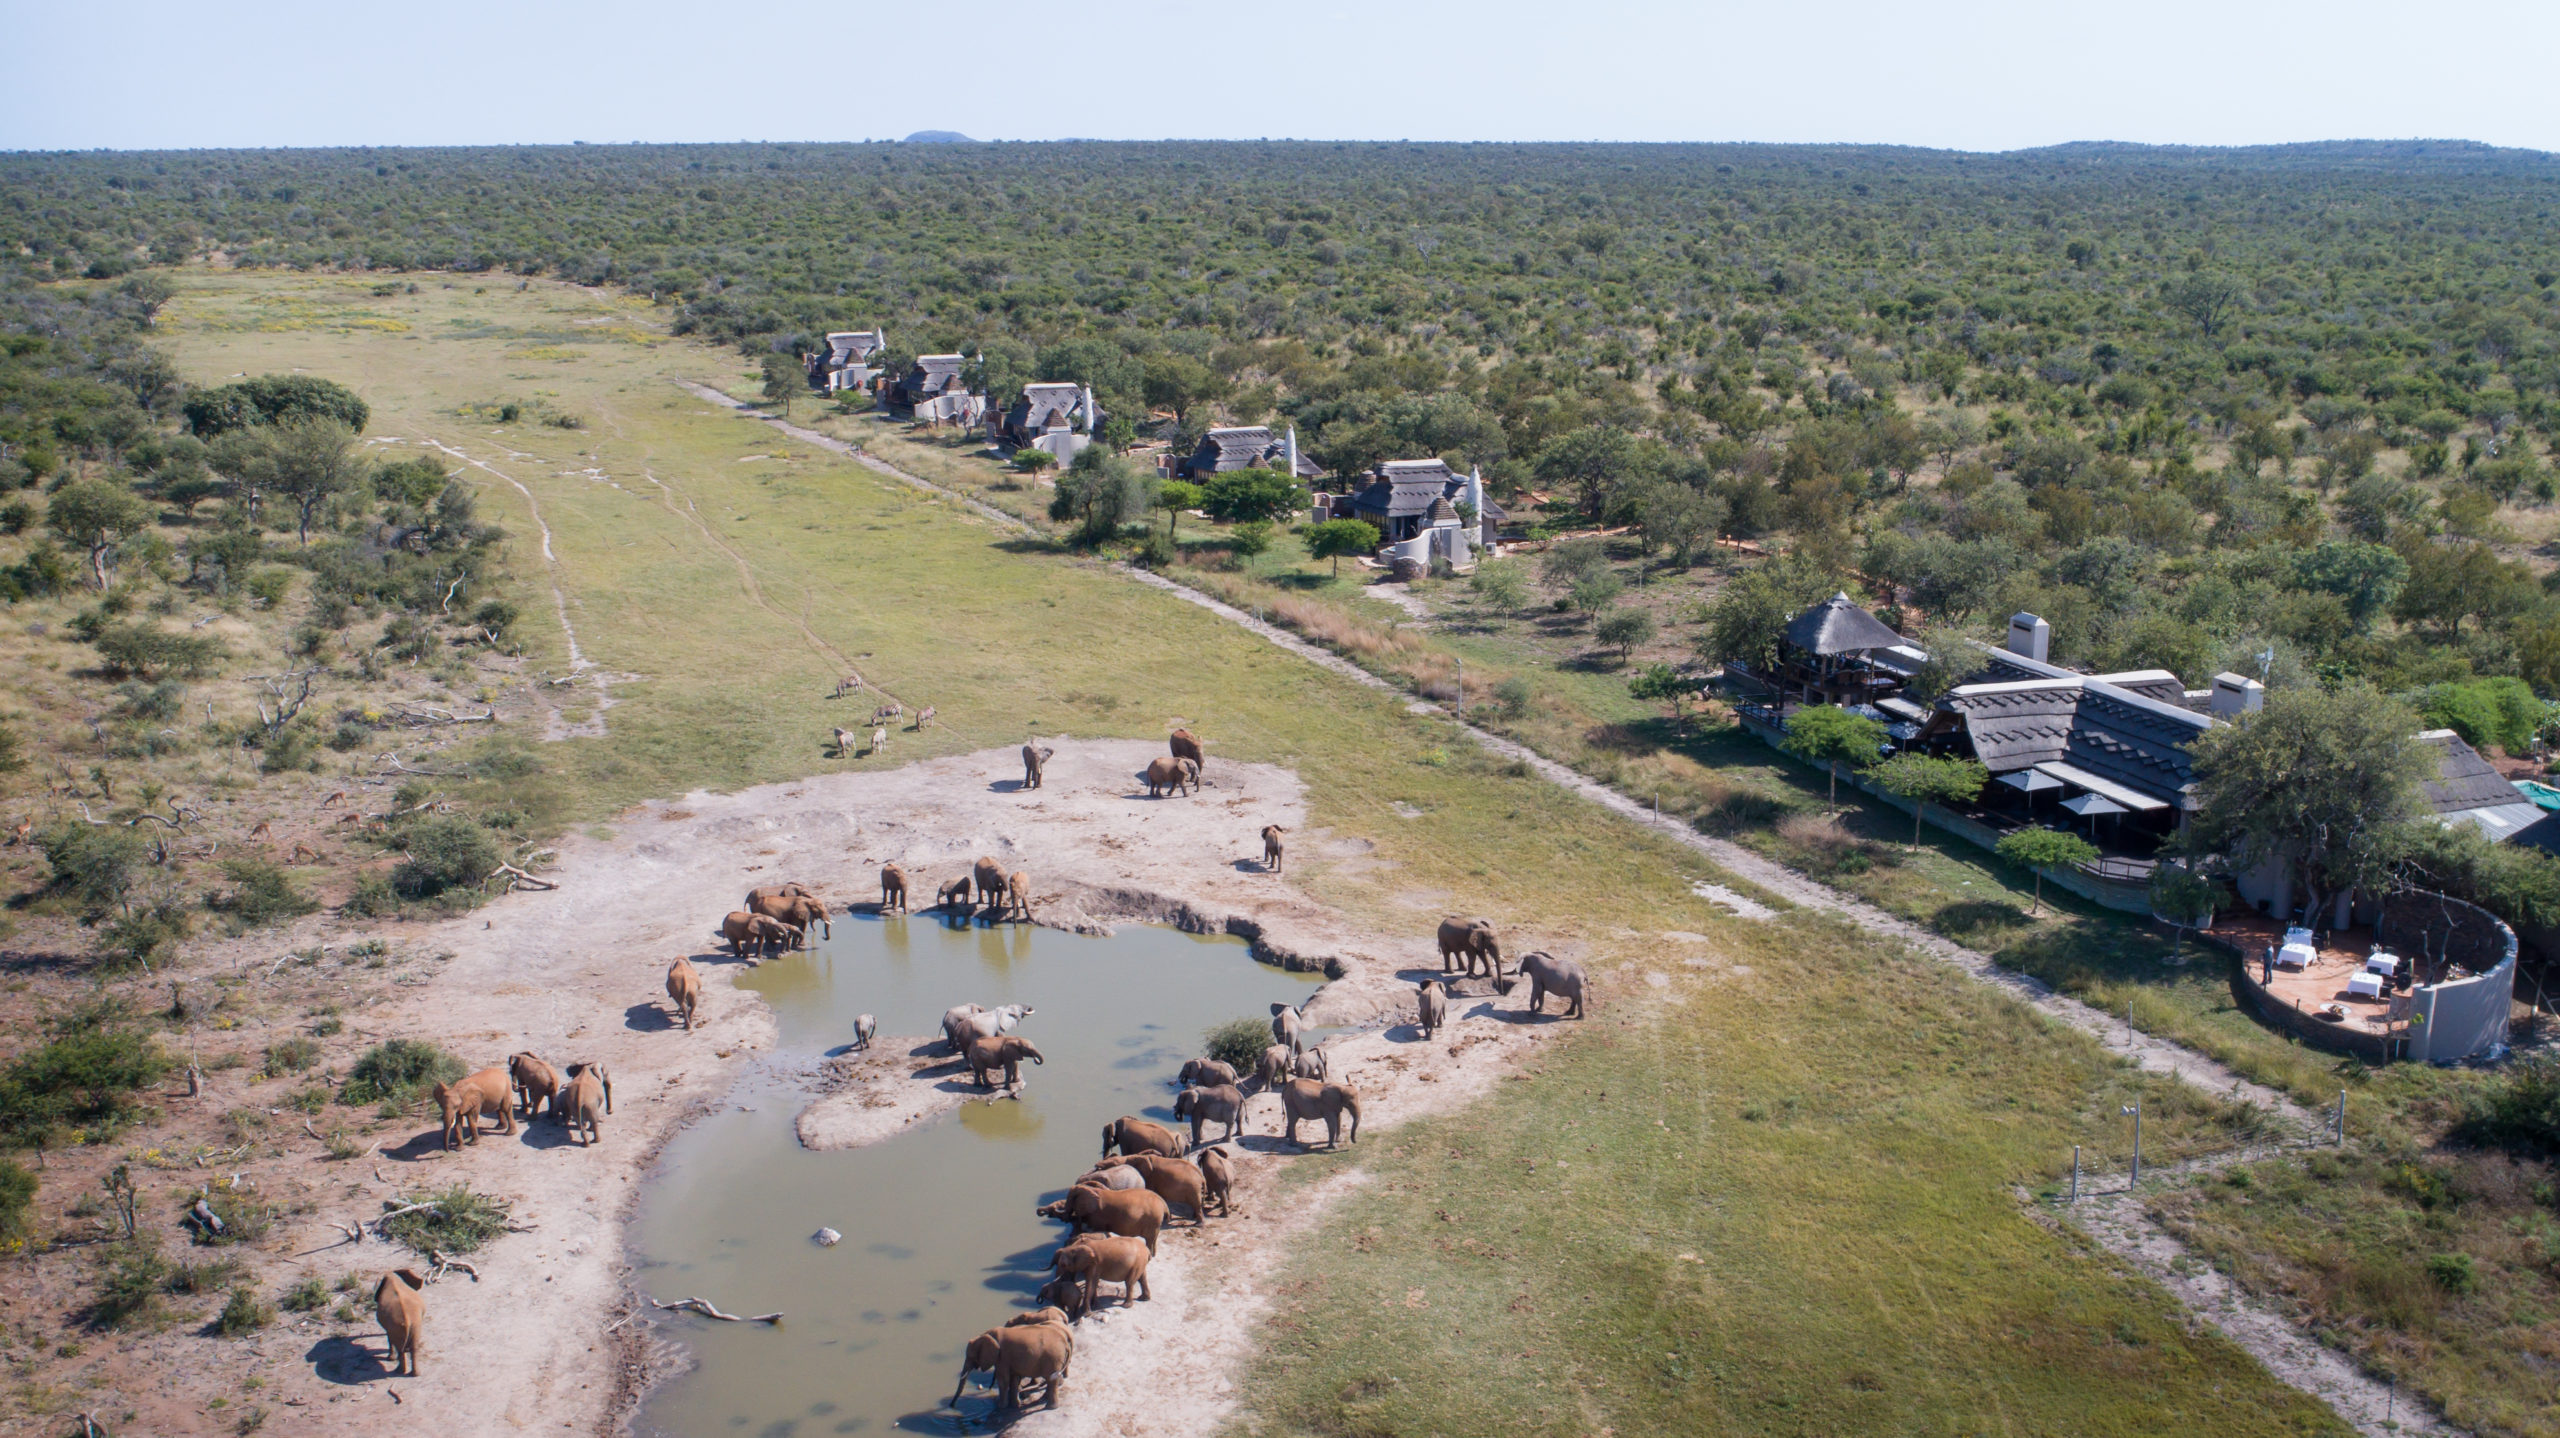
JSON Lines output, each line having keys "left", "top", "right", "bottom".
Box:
{"left": 879, "top": 864, "right": 909, "bottom": 913}
{"left": 1276, "top": 1078, "right": 1361, "bottom": 1149}
{"left": 1415, "top": 980, "right": 1449, "bottom": 1041}
{"left": 434, "top": 1068, "right": 515, "bottom": 1151}
{"left": 1199, "top": 1146, "right": 1236, "bottom": 1217}
{"left": 666, "top": 956, "right": 701, "bottom": 1032}
{"left": 508, "top": 1052, "right": 561, "bottom": 1122}
{"left": 937, "top": 877, "right": 974, "bottom": 912}
{"left": 1173, "top": 1084, "right": 1247, "bottom": 1147}
{"left": 375, "top": 1268, "right": 425, "bottom": 1376}
{"left": 968, "top": 1035, "right": 1045, "bottom": 1091}
{"left": 563, "top": 1062, "right": 613, "bottom": 1146}
{"left": 1262, "top": 824, "right": 1285, "bottom": 873}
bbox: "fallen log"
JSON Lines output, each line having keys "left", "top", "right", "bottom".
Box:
{"left": 650, "top": 1294, "right": 783, "bottom": 1324}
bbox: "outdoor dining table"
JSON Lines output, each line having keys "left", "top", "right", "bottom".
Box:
{"left": 2347, "top": 971, "right": 2387, "bottom": 999}
{"left": 2364, "top": 952, "right": 2400, "bottom": 976}
{"left": 2276, "top": 941, "right": 2317, "bottom": 970}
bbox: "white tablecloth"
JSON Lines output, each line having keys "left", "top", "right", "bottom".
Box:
{"left": 2347, "top": 972, "right": 2385, "bottom": 998}
{"left": 2276, "top": 942, "right": 2317, "bottom": 970}
{"left": 2364, "top": 952, "right": 2399, "bottom": 976}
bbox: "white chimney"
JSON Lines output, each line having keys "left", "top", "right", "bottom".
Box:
{"left": 2006, "top": 613, "right": 2050, "bottom": 663}
{"left": 1285, "top": 425, "right": 1299, "bottom": 477}
{"left": 2210, "top": 672, "right": 2265, "bottom": 719}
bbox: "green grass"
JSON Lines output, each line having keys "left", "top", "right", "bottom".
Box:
{"left": 1240, "top": 908, "right": 2343, "bottom": 1438}
{"left": 158, "top": 272, "right": 2354, "bottom": 1432}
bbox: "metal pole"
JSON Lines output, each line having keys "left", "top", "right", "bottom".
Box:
{"left": 2123, "top": 1103, "right": 2141, "bottom": 1189}
{"left": 1454, "top": 656, "right": 1463, "bottom": 720}
{"left": 2071, "top": 1145, "right": 2080, "bottom": 1203}
{"left": 2336, "top": 1089, "right": 2347, "bottom": 1146}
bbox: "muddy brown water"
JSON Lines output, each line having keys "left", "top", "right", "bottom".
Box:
{"left": 631, "top": 914, "right": 1320, "bottom": 1436}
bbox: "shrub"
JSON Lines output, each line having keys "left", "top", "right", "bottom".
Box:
{"left": 0, "top": 1029, "right": 170, "bottom": 1147}
{"left": 1203, "top": 1017, "right": 1272, "bottom": 1074}
{"left": 36, "top": 823, "right": 148, "bottom": 918}
{"left": 1130, "top": 530, "right": 1175, "bottom": 570}
{"left": 0, "top": 1158, "right": 35, "bottom": 1250}
{"left": 342, "top": 872, "right": 399, "bottom": 917}
{"left": 212, "top": 859, "right": 320, "bottom": 931}
{"left": 2453, "top": 1056, "right": 2560, "bottom": 1155}
{"left": 1494, "top": 676, "right": 1534, "bottom": 719}
{"left": 191, "top": 1189, "right": 273, "bottom": 1247}
{"left": 378, "top": 1184, "right": 511, "bottom": 1256}
{"left": 278, "top": 1276, "right": 330, "bottom": 1312}
{"left": 91, "top": 1240, "right": 169, "bottom": 1328}
{"left": 216, "top": 1285, "right": 274, "bottom": 1336}
{"left": 1227, "top": 519, "right": 1273, "bottom": 564}
{"left": 1470, "top": 560, "right": 1529, "bottom": 610}
{"left": 165, "top": 1253, "right": 244, "bottom": 1293}
{"left": 340, "top": 1040, "right": 463, "bottom": 1109}
{"left": 92, "top": 622, "right": 226, "bottom": 679}
{"left": 391, "top": 816, "right": 499, "bottom": 901}
{"left": 2426, "top": 1251, "right": 2478, "bottom": 1295}
{"left": 245, "top": 567, "right": 294, "bottom": 608}
{"left": 262, "top": 1037, "right": 321, "bottom": 1077}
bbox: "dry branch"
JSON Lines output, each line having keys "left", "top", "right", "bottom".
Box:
{"left": 650, "top": 1294, "right": 783, "bottom": 1324}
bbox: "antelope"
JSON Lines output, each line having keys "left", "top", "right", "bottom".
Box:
{"left": 871, "top": 725, "right": 887, "bottom": 755}
{"left": 833, "top": 727, "right": 858, "bottom": 758}
{"left": 832, "top": 674, "right": 864, "bottom": 698}
{"left": 913, "top": 704, "right": 937, "bottom": 731}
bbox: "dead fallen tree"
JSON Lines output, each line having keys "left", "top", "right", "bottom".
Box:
{"left": 650, "top": 1294, "right": 783, "bottom": 1324}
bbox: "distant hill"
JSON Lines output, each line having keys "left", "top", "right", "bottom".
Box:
{"left": 902, "top": 130, "right": 976, "bottom": 144}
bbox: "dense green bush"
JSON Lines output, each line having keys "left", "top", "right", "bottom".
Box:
{"left": 2453, "top": 1056, "right": 2560, "bottom": 1155}
{"left": 1203, "top": 1017, "right": 1272, "bottom": 1074}
{"left": 339, "top": 1039, "right": 463, "bottom": 1109}
{"left": 0, "top": 1158, "right": 35, "bottom": 1250}
{"left": 378, "top": 1184, "right": 511, "bottom": 1256}
{"left": 0, "top": 1028, "right": 169, "bottom": 1147}
{"left": 391, "top": 815, "right": 500, "bottom": 901}
{"left": 36, "top": 824, "right": 147, "bottom": 918}
{"left": 91, "top": 622, "right": 225, "bottom": 679}
{"left": 211, "top": 858, "right": 320, "bottom": 931}
{"left": 215, "top": 1285, "right": 275, "bottom": 1335}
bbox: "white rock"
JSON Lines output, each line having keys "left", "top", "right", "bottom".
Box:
{"left": 812, "top": 1227, "right": 842, "bottom": 1247}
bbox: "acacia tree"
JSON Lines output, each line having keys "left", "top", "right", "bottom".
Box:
{"left": 1995, "top": 827, "right": 2100, "bottom": 916}
{"left": 2178, "top": 685, "right": 2430, "bottom": 926}
{"left": 1156, "top": 480, "right": 1202, "bottom": 538}
{"left": 262, "top": 419, "right": 369, "bottom": 546}
{"left": 1783, "top": 705, "right": 1886, "bottom": 806}
{"left": 1302, "top": 518, "right": 1378, "bottom": 579}
{"left": 1628, "top": 662, "right": 1696, "bottom": 731}
{"left": 1868, "top": 752, "right": 1987, "bottom": 849}
{"left": 46, "top": 479, "right": 152, "bottom": 590}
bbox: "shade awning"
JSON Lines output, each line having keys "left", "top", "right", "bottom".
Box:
{"left": 2032, "top": 760, "right": 2172, "bottom": 812}
{"left": 2060, "top": 792, "right": 2128, "bottom": 818}
{"left": 1998, "top": 771, "right": 2065, "bottom": 794}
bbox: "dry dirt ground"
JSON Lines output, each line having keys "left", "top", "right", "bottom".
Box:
{"left": 58, "top": 738, "right": 1570, "bottom": 1437}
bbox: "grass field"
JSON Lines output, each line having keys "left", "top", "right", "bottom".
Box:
{"left": 150, "top": 270, "right": 2361, "bottom": 1434}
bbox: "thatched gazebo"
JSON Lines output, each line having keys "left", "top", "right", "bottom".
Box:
{"left": 1778, "top": 593, "right": 1909, "bottom": 705}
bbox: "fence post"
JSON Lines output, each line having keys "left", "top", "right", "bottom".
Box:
{"left": 2335, "top": 1089, "right": 2346, "bottom": 1146}
{"left": 2070, "top": 1145, "right": 2080, "bottom": 1204}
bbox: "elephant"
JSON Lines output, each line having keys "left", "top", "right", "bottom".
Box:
{"left": 1270, "top": 1001, "right": 1309, "bottom": 1055}
{"left": 1255, "top": 1044, "right": 1295, "bottom": 1090}
{"left": 507, "top": 1052, "right": 561, "bottom": 1121}
{"left": 1262, "top": 824, "right": 1285, "bottom": 874}
{"left": 433, "top": 1067, "right": 515, "bottom": 1151}
{"left": 1500, "top": 951, "right": 1590, "bottom": 1019}
{"left": 937, "top": 876, "right": 975, "bottom": 912}
{"left": 1100, "top": 1115, "right": 1184, "bottom": 1161}
{"left": 951, "top": 1319, "right": 1073, "bottom": 1411}
{"left": 752, "top": 891, "right": 831, "bottom": 939}
{"left": 1169, "top": 727, "right": 1205, "bottom": 777}
{"left": 1034, "top": 1166, "right": 1145, "bottom": 1221}
{"left": 374, "top": 1268, "right": 425, "bottom": 1376}
{"left": 1172, "top": 1084, "right": 1247, "bottom": 1148}
{"left": 879, "top": 864, "right": 909, "bottom": 913}
{"left": 972, "top": 857, "right": 1007, "bottom": 906}
{"left": 1143, "top": 755, "right": 1198, "bottom": 798}
{"left": 1053, "top": 1232, "right": 1153, "bottom": 1312}
{"left": 666, "top": 956, "right": 701, "bottom": 1032}
{"left": 1058, "top": 1184, "right": 1169, "bottom": 1254}
{"left": 720, "top": 910, "right": 798, "bottom": 959}
{"left": 1437, "top": 917, "right": 1504, "bottom": 981}
{"left": 563, "top": 1061, "right": 612, "bottom": 1146}
{"left": 1177, "top": 1057, "right": 1238, "bottom": 1089}
{"left": 1102, "top": 1153, "right": 1208, "bottom": 1224}
{"left": 946, "top": 1003, "right": 1032, "bottom": 1055}
{"left": 1009, "top": 1306, "right": 1073, "bottom": 1331}
{"left": 1022, "top": 743, "right": 1055, "bottom": 790}
{"left": 1292, "top": 1045, "right": 1330, "bottom": 1082}
{"left": 1276, "top": 1078, "right": 1361, "bottom": 1149}
{"left": 968, "top": 1035, "right": 1045, "bottom": 1091}
{"left": 1198, "top": 1146, "right": 1236, "bottom": 1218}
{"left": 852, "top": 1013, "right": 876, "bottom": 1051}
{"left": 745, "top": 882, "right": 814, "bottom": 905}
{"left": 1033, "top": 1275, "right": 1090, "bottom": 1321}
{"left": 1415, "top": 979, "right": 1449, "bottom": 1041}
{"left": 1005, "top": 871, "right": 1032, "bottom": 921}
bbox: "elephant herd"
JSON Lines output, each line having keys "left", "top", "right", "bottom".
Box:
{"left": 878, "top": 857, "right": 1031, "bottom": 923}
{"left": 430, "top": 1051, "right": 616, "bottom": 1153}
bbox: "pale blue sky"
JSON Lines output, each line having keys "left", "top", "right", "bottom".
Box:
{"left": 3, "top": 0, "right": 2554, "bottom": 153}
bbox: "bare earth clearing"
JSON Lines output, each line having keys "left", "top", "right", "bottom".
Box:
{"left": 176, "top": 738, "right": 1565, "bottom": 1437}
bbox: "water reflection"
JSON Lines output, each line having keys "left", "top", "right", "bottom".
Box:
{"left": 631, "top": 915, "right": 1317, "bottom": 1438}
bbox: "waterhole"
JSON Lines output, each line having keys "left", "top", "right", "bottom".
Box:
{"left": 631, "top": 914, "right": 1319, "bottom": 1436}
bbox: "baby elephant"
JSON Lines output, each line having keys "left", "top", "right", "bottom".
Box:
{"left": 375, "top": 1268, "right": 425, "bottom": 1376}
{"left": 1173, "top": 1084, "right": 1247, "bottom": 1147}
{"left": 968, "top": 1035, "right": 1045, "bottom": 1091}
{"left": 1198, "top": 1145, "right": 1236, "bottom": 1217}
{"left": 563, "top": 1061, "right": 613, "bottom": 1146}
{"left": 1261, "top": 824, "right": 1285, "bottom": 874}
{"left": 434, "top": 1067, "right": 515, "bottom": 1151}
{"left": 507, "top": 1052, "right": 561, "bottom": 1122}
{"left": 1415, "top": 979, "right": 1449, "bottom": 1040}
{"left": 852, "top": 1013, "right": 877, "bottom": 1051}
{"left": 666, "top": 955, "right": 701, "bottom": 1032}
